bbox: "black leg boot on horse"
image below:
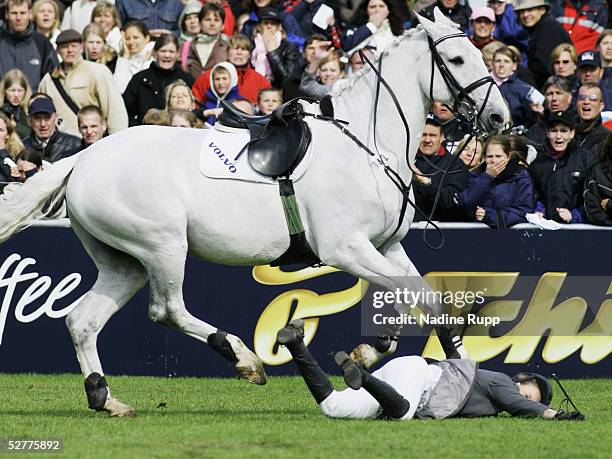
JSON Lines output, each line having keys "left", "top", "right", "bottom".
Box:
{"left": 334, "top": 352, "right": 410, "bottom": 420}
{"left": 276, "top": 319, "right": 333, "bottom": 403}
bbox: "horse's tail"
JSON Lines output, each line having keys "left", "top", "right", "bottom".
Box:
{"left": 0, "top": 152, "right": 81, "bottom": 243}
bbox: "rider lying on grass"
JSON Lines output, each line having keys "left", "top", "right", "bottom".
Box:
{"left": 276, "top": 320, "right": 584, "bottom": 421}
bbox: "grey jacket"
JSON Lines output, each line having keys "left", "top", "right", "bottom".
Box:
{"left": 417, "top": 360, "right": 549, "bottom": 419}
{"left": 0, "top": 23, "right": 58, "bottom": 89}
{"left": 458, "top": 369, "right": 549, "bottom": 418}
{"left": 416, "top": 359, "right": 477, "bottom": 420}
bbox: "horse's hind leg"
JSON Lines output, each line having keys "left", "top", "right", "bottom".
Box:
{"left": 66, "top": 220, "right": 148, "bottom": 416}
{"left": 142, "top": 242, "right": 266, "bottom": 384}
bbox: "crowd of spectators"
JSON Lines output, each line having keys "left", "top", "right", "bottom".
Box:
{"left": 0, "top": 0, "right": 610, "bottom": 227}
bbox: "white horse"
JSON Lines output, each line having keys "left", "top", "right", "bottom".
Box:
{"left": 0, "top": 10, "right": 508, "bottom": 416}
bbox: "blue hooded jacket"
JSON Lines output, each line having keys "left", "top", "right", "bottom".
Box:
{"left": 497, "top": 74, "right": 541, "bottom": 128}
{"left": 459, "top": 157, "right": 534, "bottom": 228}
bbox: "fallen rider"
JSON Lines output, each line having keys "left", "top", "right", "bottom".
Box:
{"left": 276, "top": 320, "right": 585, "bottom": 421}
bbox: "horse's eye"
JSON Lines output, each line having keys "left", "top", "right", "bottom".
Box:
{"left": 449, "top": 56, "right": 464, "bottom": 65}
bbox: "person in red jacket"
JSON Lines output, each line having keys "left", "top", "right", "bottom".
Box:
{"left": 192, "top": 34, "right": 271, "bottom": 104}
{"left": 550, "top": 0, "right": 607, "bottom": 54}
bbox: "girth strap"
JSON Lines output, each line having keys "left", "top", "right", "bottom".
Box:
{"left": 270, "top": 178, "right": 320, "bottom": 267}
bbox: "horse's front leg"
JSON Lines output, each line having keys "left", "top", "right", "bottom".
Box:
{"left": 322, "top": 240, "right": 442, "bottom": 368}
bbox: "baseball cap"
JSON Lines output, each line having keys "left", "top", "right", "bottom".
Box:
{"left": 56, "top": 29, "right": 83, "bottom": 46}
{"left": 470, "top": 7, "right": 496, "bottom": 23}
{"left": 28, "top": 97, "right": 56, "bottom": 115}
{"left": 546, "top": 110, "right": 575, "bottom": 129}
{"left": 577, "top": 50, "right": 601, "bottom": 69}
{"left": 259, "top": 7, "right": 281, "bottom": 23}
{"left": 425, "top": 113, "right": 443, "bottom": 127}
{"left": 512, "top": 372, "right": 553, "bottom": 406}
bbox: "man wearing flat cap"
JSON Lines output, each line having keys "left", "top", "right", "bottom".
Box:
{"left": 38, "top": 29, "right": 128, "bottom": 138}
{"left": 514, "top": 0, "right": 571, "bottom": 89}
{"left": 23, "top": 95, "right": 81, "bottom": 163}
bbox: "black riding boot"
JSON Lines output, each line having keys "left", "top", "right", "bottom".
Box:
{"left": 335, "top": 352, "right": 410, "bottom": 419}
{"left": 277, "top": 319, "right": 333, "bottom": 404}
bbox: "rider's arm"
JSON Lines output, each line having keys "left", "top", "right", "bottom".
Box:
{"left": 487, "top": 378, "right": 549, "bottom": 418}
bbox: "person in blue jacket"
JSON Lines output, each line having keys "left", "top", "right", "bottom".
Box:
{"left": 491, "top": 46, "right": 543, "bottom": 128}
{"left": 459, "top": 135, "right": 534, "bottom": 228}
{"left": 489, "top": 0, "right": 529, "bottom": 65}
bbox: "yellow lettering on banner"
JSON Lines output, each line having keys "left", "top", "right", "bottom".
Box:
{"left": 253, "top": 267, "right": 612, "bottom": 365}
{"left": 252, "top": 266, "right": 365, "bottom": 365}
{"left": 423, "top": 273, "right": 612, "bottom": 364}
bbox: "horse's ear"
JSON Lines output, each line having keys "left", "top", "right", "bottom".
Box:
{"left": 433, "top": 7, "right": 458, "bottom": 29}
{"left": 415, "top": 11, "right": 437, "bottom": 36}
{"left": 416, "top": 8, "right": 459, "bottom": 41}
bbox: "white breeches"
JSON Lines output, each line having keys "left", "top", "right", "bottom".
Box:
{"left": 319, "top": 356, "right": 440, "bottom": 420}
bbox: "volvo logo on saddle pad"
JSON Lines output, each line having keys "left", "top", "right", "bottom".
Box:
{"left": 209, "top": 141, "right": 238, "bottom": 173}
{"left": 199, "top": 128, "right": 312, "bottom": 184}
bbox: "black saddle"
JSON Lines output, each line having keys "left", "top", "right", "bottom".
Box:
{"left": 217, "top": 99, "right": 312, "bottom": 178}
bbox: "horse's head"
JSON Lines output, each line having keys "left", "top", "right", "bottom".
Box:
{"left": 416, "top": 8, "right": 509, "bottom": 133}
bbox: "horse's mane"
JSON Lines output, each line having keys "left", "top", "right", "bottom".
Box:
{"left": 331, "top": 26, "right": 422, "bottom": 97}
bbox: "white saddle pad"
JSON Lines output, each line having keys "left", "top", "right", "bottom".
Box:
{"left": 198, "top": 124, "right": 312, "bottom": 184}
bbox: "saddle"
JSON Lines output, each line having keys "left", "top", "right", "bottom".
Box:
{"left": 217, "top": 99, "right": 312, "bottom": 178}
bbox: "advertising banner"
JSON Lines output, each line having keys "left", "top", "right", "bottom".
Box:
{"left": 0, "top": 222, "right": 609, "bottom": 378}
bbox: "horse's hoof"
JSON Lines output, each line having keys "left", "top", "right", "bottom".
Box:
{"left": 104, "top": 396, "right": 137, "bottom": 417}
{"left": 349, "top": 341, "right": 396, "bottom": 369}
{"left": 236, "top": 362, "right": 267, "bottom": 385}
{"left": 226, "top": 335, "right": 268, "bottom": 385}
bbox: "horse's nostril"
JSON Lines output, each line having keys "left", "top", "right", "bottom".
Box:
{"left": 489, "top": 113, "right": 504, "bottom": 128}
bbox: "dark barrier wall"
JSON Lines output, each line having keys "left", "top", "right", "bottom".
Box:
{"left": 0, "top": 222, "right": 610, "bottom": 378}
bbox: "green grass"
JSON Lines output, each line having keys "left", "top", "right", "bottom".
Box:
{"left": 0, "top": 374, "right": 610, "bottom": 459}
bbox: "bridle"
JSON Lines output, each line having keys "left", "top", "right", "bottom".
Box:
{"left": 427, "top": 33, "right": 496, "bottom": 136}
{"left": 326, "top": 28, "right": 498, "bottom": 248}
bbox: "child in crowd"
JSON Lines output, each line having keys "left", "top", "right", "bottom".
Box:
{"left": 232, "top": 97, "right": 255, "bottom": 114}
{"left": 0, "top": 69, "right": 32, "bottom": 140}
{"left": 300, "top": 49, "right": 346, "bottom": 99}
{"left": 457, "top": 136, "right": 485, "bottom": 173}
{"left": 491, "top": 46, "right": 543, "bottom": 128}
{"left": 257, "top": 88, "right": 282, "bottom": 115}
{"left": 170, "top": 109, "right": 203, "bottom": 128}
{"left": 83, "top": 23, "right": 118, "bottom": 73}
{"left": 192, "top": 35, "right": 271, "bottom": 105}
{"left": 142, "top": 108, "right": 170, "bottom": 126}
{"left": 202, "top": 62, "right": 239, "bottom": 125}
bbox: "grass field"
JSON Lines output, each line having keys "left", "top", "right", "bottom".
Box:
{"left": 0, "top": 374, "right": 610, "bottom": 459}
